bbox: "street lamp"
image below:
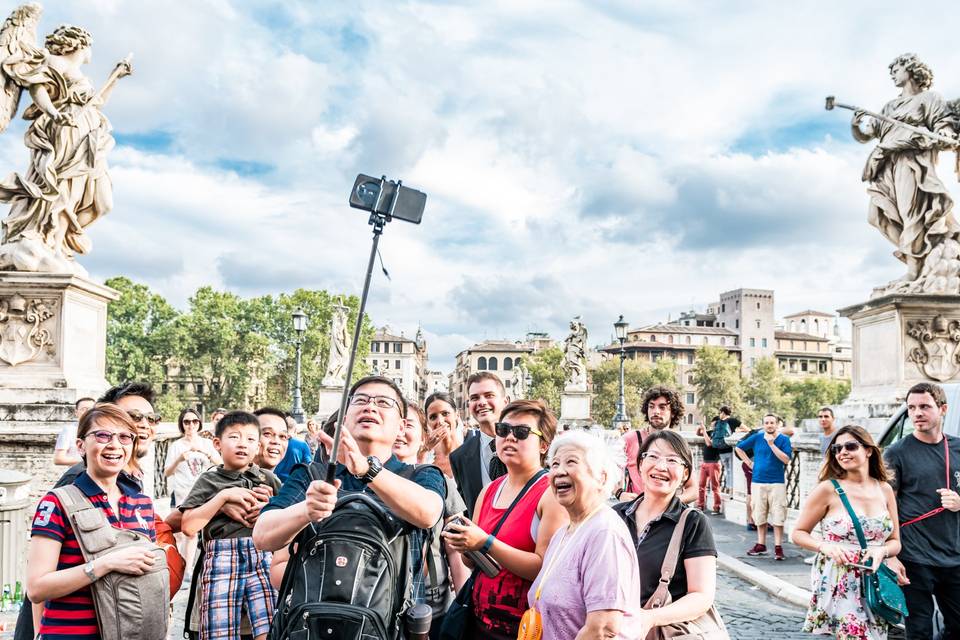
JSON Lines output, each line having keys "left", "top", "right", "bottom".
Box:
{"left": 291, "top": 308, "right": 308, "bottom": 423}
{"left": 612, "top": 315, "right": 631, "bottom": 432}
{"left": 525, "top": 370, "right": 533, "bottom": 399}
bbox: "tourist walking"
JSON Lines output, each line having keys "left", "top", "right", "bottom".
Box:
{"left": 792, "top": 425, "right": 901, "bottom": 640}
{"left": 736, "top": 413, "right": 792, "bottom": 560}
{"left": 524, "top": 430, "right": 640, "bottom": 640}
{"left": 613, "top": 430, "right": 726, "bottom": 639}
{"left": 443, "top": 399, "right": 568, "bottom": 640}
{"left": 883, "top": 383, "right": 960, "bottom": 639}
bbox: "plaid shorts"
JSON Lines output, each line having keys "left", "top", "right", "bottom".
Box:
{"left": 201, "top": 536, "right": 277, "bottom": 640}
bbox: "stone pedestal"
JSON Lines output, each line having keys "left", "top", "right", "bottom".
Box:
{"left": 317, "top": 384, "right": 345, "bottom": 421}
{"left": 559, "top": 390, "right": 592, "bottom": 428}
{"left": 0, "top": 272, "right": 118, "bottom": 493}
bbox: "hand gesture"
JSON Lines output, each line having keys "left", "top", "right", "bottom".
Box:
{"left": 251, "top": 484, "right": 275, "bottom": 503}
{"left": 221, "top": 501, "right": 254, "bottom": 528}
{"left": 860, "top": 546, "right": 887, "bottom": 572}
{"left": 52, "top": 109, "right": 75, "bottom": 127}
{"left": 763, "top": 431, "right": 776, "bottom": 443}
{"left": 818, "top": 542, "right": 855, "bottom": 566}
{"left": 884, "top": 556, "right": 910, "bottom": 586}
{"left": 102, "top": 546, "right": 156, "bottom": 575}
{"left": 305, "top": 478, "right": 341, "bottom": 522}
{"left": 424, "top": 426, "right": 447, "bottom": 451}
{"left": 937, "top": 488, "right": 960, "bottom": 512}
{"left": 442, "top": 516, "right": 488, "bottom": 553}
{"left": 220, "top": 487, "right": 259, "bottom": 510}
{"left": 317, "top": 429, "right": 368, "bottom": 477}
{"left": 115, "top": 58, "right": 133, "bottom": 78}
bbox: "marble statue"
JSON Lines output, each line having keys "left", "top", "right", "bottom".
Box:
{"left": 322, "top": 297, "right": 350, "bottom": 387}
{"left": 0, "top": 4, "right": 132, "bottom": 276}
{"left": 510, "top": 360, "right": 528, "bottom": 399}
{"left": 850, "top": 53, "right": 960, "bottom": 296}
{"left": 562, "top": 316, "right": 588, "bottom": 392}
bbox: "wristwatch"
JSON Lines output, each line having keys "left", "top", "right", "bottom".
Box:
{"left": 356, "top": 455, "right": 383, "bottom": 484}
{"left": 83, "top": 561, "right": 97, "bottom": 583}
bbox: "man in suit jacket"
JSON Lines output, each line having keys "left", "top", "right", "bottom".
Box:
{"left": 450, "top": 371, "right": 509, "bottom": 515}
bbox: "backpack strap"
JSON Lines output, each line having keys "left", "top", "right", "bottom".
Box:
{"left": 643, "top": 508, "right": 692, "bottom": 609}
{"left": 51, "top": 485, "right": 118, "bottom": 558}
{"left": 831, "top": 480, "right": 868, "bottom": 550}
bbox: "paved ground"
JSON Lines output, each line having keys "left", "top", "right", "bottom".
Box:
{"left": 707, "top": 510, "right": 811, "bottom": 591}
{"left": 716, "top": 571, "right": 807, "bottom": 638}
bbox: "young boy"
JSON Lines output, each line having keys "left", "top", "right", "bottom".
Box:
{"left": 180, "top": 411, "right": 281, "bottom": 640}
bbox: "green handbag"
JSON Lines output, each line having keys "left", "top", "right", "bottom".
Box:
{"left": 831, "top": 480, "right": 908, "bottom": 626}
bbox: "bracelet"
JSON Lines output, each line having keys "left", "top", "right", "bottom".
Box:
{"left": 481, "top": 535, "right": 494, "bottom": 554}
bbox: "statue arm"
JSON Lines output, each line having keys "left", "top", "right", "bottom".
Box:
{"left": 28, "top": 83, "right": 67, "bottom": 124}
{"left": 92, "top": 57, "right": 132, "bottom": 107}
{"left": 850, "top": 112, "right": 876, "bottom": 143}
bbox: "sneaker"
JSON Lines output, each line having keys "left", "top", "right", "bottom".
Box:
{"left": 803, "top": 555, "right": 816, "bottom": 565}
{"left": 711, "top": 508, "right": 722, "bottom": 516}
{"left": 747, "top": 523, "right": 757, "bottom": 531}
{"left": 774, "top": 545, "right": 785, "bottom": 561}
{"left": 746, "top": 543, "right": 767, "bottom": 556}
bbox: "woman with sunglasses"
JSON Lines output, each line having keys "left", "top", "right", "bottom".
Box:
{"left": 792, "top": 425, "right": 901, "bottom": 640}
{"left": 443, "top": 399, "right": 568, "bottom": 640}
{"left": 613, "top": 430, "right": 721, "bottom": 638}
{"left": 27, "top": 403, "right": 161, "bottom": 640}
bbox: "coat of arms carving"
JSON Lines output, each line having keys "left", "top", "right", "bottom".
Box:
{"left": 906, "top": 314, "right": 960, "bottom": 382}
{"left": 0, "top": 292, "right": 56, "bottom": 366}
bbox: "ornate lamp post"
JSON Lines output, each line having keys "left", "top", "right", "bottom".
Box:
{"left": 291, "top": 308, "right": 308, "bottom": 423}
{"left": 612, "top": 315, "right": 631, "bottom": 432}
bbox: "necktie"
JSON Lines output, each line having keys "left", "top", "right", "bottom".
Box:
{"left": 488, "top": 439, "right": 507, "bottom": 480}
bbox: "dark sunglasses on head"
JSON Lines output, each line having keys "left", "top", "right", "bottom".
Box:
{"left": 831, "top": 441, "right": 863, "bottom": 456}
{"left": 127, "top": 410, "right": 161, "bottom": 425}
{"left": 494, "top": 422, "right": 543, "bottom": 440}
{"left": 86, "top": 430, "right": 135, "bottom": 445}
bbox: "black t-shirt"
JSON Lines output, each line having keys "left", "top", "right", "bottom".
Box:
{"left": 884, "top": 433, "right": 960, "bottom": 566}
{"left": 613, "top": 495, "right": 717, "bottom": 603}
{"left": 702, "top": 438, "right": 721, "bottom": 463}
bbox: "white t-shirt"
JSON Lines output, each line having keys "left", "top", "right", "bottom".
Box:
{"left": 55, "top": 423, "right": 79, "bottom": 458}
{"left": 140, "top": 443, "right": 156, "bottom": 499}
{"left": 164, "top": 437, "right": 217, "bottom": 503}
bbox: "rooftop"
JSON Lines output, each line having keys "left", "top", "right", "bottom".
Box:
{"left": 782, "top": 309, "right": 835, "bottom": 319}
{"left": 631, "top": 323, "right": 738, "bottom": 336}
{"left": 775, "top": 330, "right": 829, "bottom": 341}
{"left": 465, "top": 340, "right": 533, "bottom": 353}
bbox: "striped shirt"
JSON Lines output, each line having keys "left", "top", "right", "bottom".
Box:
{"left": 31, "top": 472, "right": 156, "bottom": 640}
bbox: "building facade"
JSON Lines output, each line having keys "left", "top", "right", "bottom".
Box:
{"left": 365, "top": 327, "right": 429, "bottom": 403}
{"left": 449, "top": 340, "right": 535, "bottom": 415}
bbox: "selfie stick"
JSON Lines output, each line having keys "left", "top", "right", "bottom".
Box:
{"left": 325, "top": 178, "right": 400, "bottom": 483}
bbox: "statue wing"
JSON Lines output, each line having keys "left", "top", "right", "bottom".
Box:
{"left": 0, "top": 4, "right": 42, "bottom": 133}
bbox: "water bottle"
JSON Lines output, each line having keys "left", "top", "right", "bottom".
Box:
{"left": 0, "top": 584, "right": 9, "bottom": 612}
{"left": 13, "top": 581, "right": 22, "bottom": 611}
{"left": 403, "top": 603, "right": 432, "bottom": 640}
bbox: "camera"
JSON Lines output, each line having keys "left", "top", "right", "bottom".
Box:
{"left": 349, "top": 174, "right": 426, "bottom": 224}
{"left": 445, "top": 517, "right": 502, "bottom": 578}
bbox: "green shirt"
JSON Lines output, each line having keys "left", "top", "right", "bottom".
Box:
{"left": 179, "top": 464, "right": 281, "bottom": 540}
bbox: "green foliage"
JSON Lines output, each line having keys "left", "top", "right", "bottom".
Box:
{"left": 590, "top": 357, "right": 677, "bottom": 426}
{"left": 743, "top": 357, "right": 794, "bottom": 426}
{"left": 783, "top": 377, "right": 851, "bottom": 421}
{"left": 691, "top": 346, "right": 743, "bottom": 425}
{"left": 525, "top": 346, "right": 565, "bottom": 413}
{"left": 104, "top": 276, "right": 180, "bottom": 387}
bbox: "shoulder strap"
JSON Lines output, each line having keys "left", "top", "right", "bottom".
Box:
{"left": 51, "top": 485, "right": 115, "bottom": 561}
{"left": 831, "top": 480, "right": 867, "bottom": 550}
{"left": 490, "top": 469, "right": 547, "bottom": 536}
{"left": 643, "top": 508, "right": 692, "bottom": 609}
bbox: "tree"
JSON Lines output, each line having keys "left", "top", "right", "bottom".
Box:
{"left": 783, "top": 377, "right": 851, "bottom": 421}
{"left": 692, "top": 346, "right": 743, "bottom": 427}
{"left": 104, "top": 276, "right": 180, "bottom": 388}
{"left": 590, "top": 357, "right": 678, "bottom": 426}
{"left": 525, "top": 346, "right": 565, "bottom": 413}
{"left": 743, "top": 357, "right": 793, "bottom": 426}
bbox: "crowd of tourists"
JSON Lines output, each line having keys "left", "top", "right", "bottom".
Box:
{"left": 17, "top": 373, "right": 960, "bottom": 640}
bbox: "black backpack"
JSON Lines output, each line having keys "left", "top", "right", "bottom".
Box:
{"left": 269, "top": 462, "right": 438, "bottom": 640}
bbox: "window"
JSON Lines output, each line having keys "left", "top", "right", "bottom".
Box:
{"left": 686, "top": 413, "right": 694, "bottom": 425}
{"left": 756, "top": 320, "right": 761, "bottom": 329}
{"left": 162, "top": 383, "right": 169, "bottom": 393}
{"left": 196, "top": 383, "right": 204, "bottom": 395}
{"left": 819, "top": 361, "right": 827, "bottom": 374}
{"left": 373, "top": 359, "right": 378, "bottom": 368}
{"left": 686, "top": 374, "right": 694, "bottom": 384}
{"left": 685, "top": 336, "right": 691, "bottom": 345}
{"left": 394, "top": 343, "right": 402, "bottom": 353}
{"left": 735, "top": 319, "right": 739, "bottom": 329}
{"left": 762, "top": 338, "right": 767, "bottom": 348}
{"left": 750, "top": 357, "right": 756, "bottom": 366}
{"left": 478, "top": 356, "right": 487, "bottom": 370}
{"left": 668, "top": 335, "right": 674, "bottom": 344}
{"left": 720, "top": 337, "right": 726, "bottom": 346}
{"left": 652, "top": 351, "right": 662, "bottom": 362}
{"left": 395, "top": 360, "right": 400, "bottom": 370}
{"left": 750, "top": 338, "right": 756, "bottom": 347}
{"left": 721, "top": 303, "right": 726, "bottom": 312}
{"left": 372, "top": 342, "right": 380, "bottom": 353}
{"left": 505, "top": 380, "right": 511, "bottom": 388}
{"left": 504, "top": 357, "right": 513, "bottom": 371}
{"left": 801, "top": 361, "right": 808, "bottom": 372}
{"left": 650, "top": 334, "right": 657, "bottom": 342}
{"left": 702, "top": 337, "right": 708, "bottom": 345}
{"left": 489, "top": 357, "right": 498, "bottom": 371}
{"left": 756, "top": 302, "right": 760, "bottom": 309}
{"left": 735, "top": 300, "right": 739, "bottom": 309}
{"left": 179, "top": 383, "right": 186, "bottom": 392}
{"left": 686, "top": 392, "right": 695, "bottom": 404}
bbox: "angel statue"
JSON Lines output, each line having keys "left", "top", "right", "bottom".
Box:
{"left": 849, "top": 53, "right": 960, "bottom": 295}
{"left": 562, "top": 316, "right": 588, "bottom": 392}
{"left": 0, "top": 4, "right": 133, "bottom": 276}
{"left": 321, "top": 297, "right": 351, "bottom": 387}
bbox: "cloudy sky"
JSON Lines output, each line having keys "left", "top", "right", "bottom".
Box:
{"left": 5, "top": 0, "right": 960, "bottom": 371}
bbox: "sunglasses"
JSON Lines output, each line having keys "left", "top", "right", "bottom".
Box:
{"left": 127, "top": 410, "right": 162, "bottom": 425}
{"left": 182, "top": 418, "right": 201, "bottom": 426}
{"left": 86, "top": 430, "right": 135, "bottom": 445}
{"left": 494, "top": 422, "right": 543, "bottom": 440}
{"left": 831, "top": 441, "right": 864, "bottom": 456}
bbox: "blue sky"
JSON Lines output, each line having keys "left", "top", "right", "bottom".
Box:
{"left": 5, "top": 0, "right": 960, "bottom": 371}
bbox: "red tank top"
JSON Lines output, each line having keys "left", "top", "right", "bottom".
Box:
{"left": 471, "top": 473, "right": 549, "bottom": 635}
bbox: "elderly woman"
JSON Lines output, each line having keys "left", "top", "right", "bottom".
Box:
{"left": 443, "top": 399, "right": 568, "bottom": 640}
{"left": 525, "top": 430, "right": 641, "bottom": 639}
{"left": 613, "top": 430, "right": 723, "bottom": 638}
{"left": 27, "top": 403, "right": 161, "bottom": 640}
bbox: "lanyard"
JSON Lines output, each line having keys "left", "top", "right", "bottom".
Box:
{"left": 533, "top": 504, "right": 604, "bottom": 602}
{"left": 901, "top": 436, "right": 951, "bottom": 528}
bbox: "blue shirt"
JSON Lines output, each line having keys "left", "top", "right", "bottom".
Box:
{"left": 274, "top": 438, "right": 313, "bottom": 483}
{"left": 737, "top": 431, "right": 792, "bottom": 484}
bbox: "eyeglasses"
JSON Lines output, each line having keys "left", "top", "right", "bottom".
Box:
{"left": 831, "top": 441, "right": 863, "bottom": 456}
{"left": 349, "top": 393, "right": 401, "bottom": 411}
{"left": 127, "top": 410, "right": 161, "bottom": 425}
{"left": 182, "top": 418, "right": 201, "bottom": 426}
{"left": 494, "top": 422, "right": 543, "bottom": 440}
{"left": 86, "top": 430, "right": 135, "bottom": 445}
{"left": 640, "top": 452, "right": 687, "bottom": 469}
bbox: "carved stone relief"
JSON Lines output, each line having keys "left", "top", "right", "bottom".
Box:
{"left": 906, "top": 314, "right": 960, "bottom": 382}
{"left": 0, "top": 292, "right": 57, "bottom": 366}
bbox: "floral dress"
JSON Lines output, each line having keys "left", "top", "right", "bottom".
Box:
{"left": 803, "top": 512, "right": 893, "bottom": 640}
